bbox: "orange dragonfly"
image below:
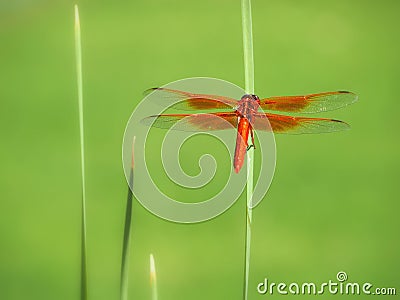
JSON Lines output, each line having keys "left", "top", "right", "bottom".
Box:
{"left": 142, "top": 88, "right": 357, "bottom": 173}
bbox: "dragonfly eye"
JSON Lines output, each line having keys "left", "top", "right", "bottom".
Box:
{"left": 252, "top": 94, "right": 260, "bottom": 100}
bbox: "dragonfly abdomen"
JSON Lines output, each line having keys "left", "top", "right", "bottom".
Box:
{"left": 234, "top": 117, "right": 251, "bottom": 173}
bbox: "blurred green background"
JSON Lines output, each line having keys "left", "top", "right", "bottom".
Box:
{"left": 1, "top": 0, "right": 399, "bottom": 299}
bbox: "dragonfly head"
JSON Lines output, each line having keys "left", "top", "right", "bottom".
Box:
{"left": 241, "top": 93, "right": 259, "bottom": 99}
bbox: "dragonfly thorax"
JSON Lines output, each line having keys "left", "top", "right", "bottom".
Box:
{"left": 236, "top": 94, "right": 260, "bottom": 122}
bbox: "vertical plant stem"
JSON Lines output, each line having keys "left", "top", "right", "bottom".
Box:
{"left": 74, "top": 5, "right": 87, "bottom": 300}
{"left": 242, "top": 0, "right": 255, "bottom": 95}
{"left": 150, "top": 254, "right": 159, "bottom": 300}
{"left": 241, "top": 0, "right": 254, "bottom": 299}
{"left": 120, "top": 137, "right": 136, "bottom": 300}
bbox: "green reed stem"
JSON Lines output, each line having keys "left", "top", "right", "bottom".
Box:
{"left": 120, "top": 137, "right": 136, "bottom": 300}
{"left": 74, "top": 5, "right": 87, "bottom": 300}
{"left": 150, "top": 254, "right": 159, "bottom": 300}
{"left": 241, "top": 0, "right": 254, "bottom": 299}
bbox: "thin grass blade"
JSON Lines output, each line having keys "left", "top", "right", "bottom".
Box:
{"left": 150, "top": 254, "right": 159, "bottom": 300}
{"left": 74, "top": 4, "right": 87, "bottom": 300}
{"left": 241, "top": 0, "right": 255, "bottom": 299}
{"left": 120, "top": 137, "right": 136, "bottom": 300}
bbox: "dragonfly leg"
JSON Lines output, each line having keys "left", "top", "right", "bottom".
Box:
{"left": 246, "top": 144, "right": 255, "bottom": 151}
{"left": 247, "top": 128, "right": 256, "bottom": 151}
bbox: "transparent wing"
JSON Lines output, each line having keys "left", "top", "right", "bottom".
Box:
{"left": 141, "top": 112, "right": 238, "bottom": 131}
{"left": 259, "top": 91, "right": 357, "bottom": 113}
{"left": 253, "top": 112, "right": 350, "bottom": 134}
{"left": 145, "top": 87, "right": 238, "bottom": 111}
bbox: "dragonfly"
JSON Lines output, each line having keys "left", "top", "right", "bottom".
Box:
{"left": 142, "top": 88, "right": 357, "bottom": 173}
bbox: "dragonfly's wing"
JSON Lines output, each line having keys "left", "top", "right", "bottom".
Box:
{"left": 253, "top": 112, "right": 350, "bottom": 134}
{"left": 141, "top": 112, "right": 238, "bottom": 131}
{"left": 259, "top": 91, "right": 357, "bottom": 113}
{"left": 145, "top": 87, "right": 238, "bottom": 111}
